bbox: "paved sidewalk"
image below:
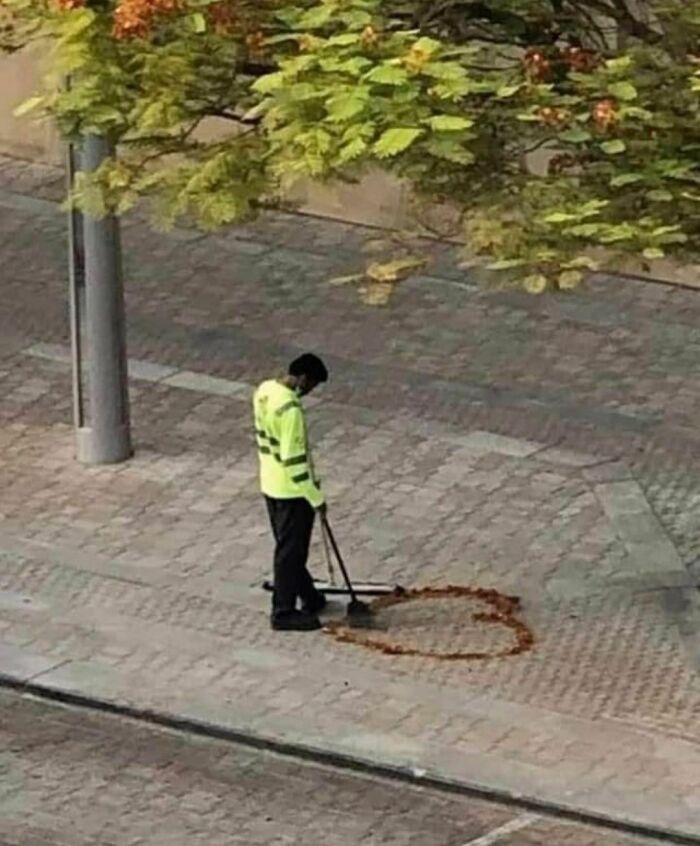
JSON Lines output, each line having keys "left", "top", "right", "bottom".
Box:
{"left": 2, "top": 689, "right": 670, "bottom": 846}
{"left": 1, "top": 155, "right": 700, "bottom": 839}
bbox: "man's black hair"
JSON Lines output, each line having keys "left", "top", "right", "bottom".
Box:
{"left": 289, "top": 353, "right": 329, "bottom": 384}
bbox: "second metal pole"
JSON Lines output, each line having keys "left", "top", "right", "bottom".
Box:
{"left": 66, "top": 138, "right": 85, "bottom": 432}
{"left": 75, "top": 134, "right": 132, "bottom": 464}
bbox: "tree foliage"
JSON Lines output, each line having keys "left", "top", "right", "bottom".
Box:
{"left": 3, "top": 0, "right": 700, "bottom": 292}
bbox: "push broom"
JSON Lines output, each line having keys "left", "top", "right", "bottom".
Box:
{"left": 262, "top": 514, "right": 404, "bottom": 628}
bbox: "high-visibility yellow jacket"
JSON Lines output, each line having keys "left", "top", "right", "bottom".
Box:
{"left": 253, "top": 379, "right": 324, "bottom": 508}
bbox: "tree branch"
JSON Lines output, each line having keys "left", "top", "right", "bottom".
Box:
{"left": 209, "top": 108, "right": 262, "bottom": 126}
{"left": 394, "top": 0, "right": 663, "bottom": 49}
{"left": 566, "top": 0, "right": 663, "bottom": 44}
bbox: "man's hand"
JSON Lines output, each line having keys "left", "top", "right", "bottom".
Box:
{"left": 316, "top": 502, "right": 327, "bottom": 517}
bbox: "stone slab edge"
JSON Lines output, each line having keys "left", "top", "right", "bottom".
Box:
{"left": 20, "top": 344, "right": 619, "bottom": 466}
{"left": 0, "top": 667, "right": 697, "bottom": 846}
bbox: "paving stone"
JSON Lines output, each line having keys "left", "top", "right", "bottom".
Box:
{"left": 23, "top": 343, "right": 72, "bottom": 365}
{"left": 0, "top": 188, "right": 58, "bottom": 216}
{"left": 457, "top": 431, "right": 545, "bottom": 458}
{"left": 534, "top": 447, "right": 609, "bottom": 468}
{"left": 127, "top": 359, "right": 178, "bottom": 383}
{"left": 595, "top": 480, "right": 685, "bottom": 575}
{"left": 32, "top": 659, "right": 139, "bottom": 702}
{"left": 0, "top": 590, "right": 49, "bottom": 613}
{"left": 0, "top": 643, "right": 62, "bottom": 682}
{"left": 162, "top": 371, "right": 251, "bottom": 398}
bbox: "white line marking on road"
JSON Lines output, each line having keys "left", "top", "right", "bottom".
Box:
{"left": 461, "top": 813, "right": 539, "bottom": 846}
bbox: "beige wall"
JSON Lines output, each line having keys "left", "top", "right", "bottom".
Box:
{"left": 295, "top": 173, "right": 410, "bottom": 229}
{"left": 0, "top": 49, "right": 62, "bottom": 163}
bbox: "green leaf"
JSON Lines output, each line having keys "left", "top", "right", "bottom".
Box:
{"left": 427, "top": 115, "right": 474, "bottom": 132}
{"left": 89, "top": 106, "right": 124, "bottom": 127}
{"left": 328, "top": 273, "right": 363, "bottom": 286}
{"left": 290, "top": 82, "right": 327, "bottom": 102}
{"left": 366, "top": 256, "right": 425, "bottom": 282}
{"left": 425, "top": 139, "right": 475, "bottom": 164}
{"left": 599, "top": 224, "right": 636, "bottom": 243}
{"left": 543, "top": 212, "right": 577, "bottom": 223}
{"left": 138, "top": 101, "right": 170, "bottom": 131}
{"left": 655, "top": 230, "right": 688, "bottom": 244}
{"left": 611, "top": 173, "right": 644, "bottom": 187}
{"left": 373, "top": 128, "right": 423, "bottom": 158}
{"left": 392, "top": 88, "right": 420, "bottom": 104}
{"left": 643, "top": 247, "right": 665, "bottom": 259}
{"left": 338, "top": 137, "right": 368, "bottom": 164}
{"left": 328, "top": 33, "right": 361, "bottom": 46}
{"left": 523, "top": 274, "right": 548, "bottom": 294}
{"left": 58, "top": 9, "right": 95, "bottom": 36}
{"left": 605, "top": 56, "right": 633, "bottom": 73}
{"left": 559, "top": 128, "right": 592, "bottom": 144}
{"left": 284, "top": 55, "right": 317, "bottom": 75}
{"left": 365, "top": 65, "right": 409, "bottom": 86}
{"left": 191, "top": 12, "right": 206, "bottom": 32}
{"left": 299, "top": 4, "right": 334, "bottom": 28}
{"left": 342, "top": 121, "right": 375, "bottom": 142}
{"left": 429, "top": 79, "right": 474, "bottom": 99}
{"left": 651, "top": 225, "right": 681, "bottom": 237}
{"left": 265, "top": 34, "right": 303, "bottom": 45}
{"left": 568, "top": 223, "right": 603, "bottom": 237}
{"left": 320, "top": 57, "right": 372, "bottom": 76}
{"left": 53, "top": 42, "right": 90, "bottom": 74}
{"left": 14, "top": 96, "right": 44, "bottom": 118}
{"left": 646, "top": 189, "right": 673, "bottom": 202}
{"left": 558, "top": 270, "right": 583, "bottom": 290}
{"left": 608, "top": 82, "right": 638, "bottom": 101}
{"left": 326, "top": 93, "right": 368, "bottom": 122}
{"left": 601, "top": 139, "right": 626, "bottom": 155}
{"left": 496, "top": 84, "right": 521, "bottom": 99}
{"left": 621, "top": 106, "right": 653, "bottom": 120}
{"left": 252, "top": 73, "right": 285, "bottom": 94}
{"left": 486, "top": 259, "right": 526, "bottom": 270}
{"left": 564, "top": 256, "right": 600, "bottom": 271}
{"left": 420, "top": 62, "right": 468, "bottom": 81}
{"left": 340, "top": 8, "right": 372, "bottom": 28}
{"left": 412, "top": 37, "right": 442, "bottom": 55}
{"left": 580, "top": 200, "right": 609, "bottom": 216}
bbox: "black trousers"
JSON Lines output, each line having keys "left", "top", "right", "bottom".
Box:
{"left": 265, "top": 496, "right": 318, "bottom": 616}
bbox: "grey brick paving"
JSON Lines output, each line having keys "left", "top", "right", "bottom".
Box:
{"left": 1, "top": 689, "right": 671, "bottom": 846}
{"left": 1, "top": 154, "right": 700, "bottom": 836}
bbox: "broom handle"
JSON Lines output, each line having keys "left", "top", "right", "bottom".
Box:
{"left": 321, "top": 515, "right": 359, "bottom": 603}
{"left": 320, "top": 515, "right": 337, "bottom": 586}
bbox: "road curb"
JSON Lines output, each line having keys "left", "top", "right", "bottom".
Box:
{"left": 1, "top": 671, "right": 698, "bottom": 846}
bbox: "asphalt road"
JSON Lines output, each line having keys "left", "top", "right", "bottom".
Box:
{"left": 0, "top": 688, "right": 673, "bottom": 846}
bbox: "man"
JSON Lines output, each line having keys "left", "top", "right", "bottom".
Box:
{"left": 253, "top": 353, "right": 329, "bottom": 631}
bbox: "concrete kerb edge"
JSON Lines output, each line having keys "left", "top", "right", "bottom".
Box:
{"left": 0, "top": 671, "right": 697, "bottom": 846}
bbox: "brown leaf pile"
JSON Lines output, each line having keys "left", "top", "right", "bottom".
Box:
{"left": 324, "top": 585, "right": 535, "bottom": 661}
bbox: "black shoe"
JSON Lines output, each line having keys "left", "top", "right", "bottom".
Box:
{"left": 271, "top": 610, "right": 322, "bottom": 632}
{"left": 303, "top": 591, "right": 327, "bottom": 615}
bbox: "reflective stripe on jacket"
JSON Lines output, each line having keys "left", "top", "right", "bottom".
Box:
{"left": 253, "top": 379, "right": 324, "bottom": 508}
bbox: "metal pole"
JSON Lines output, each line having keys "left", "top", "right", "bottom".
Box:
{"left": 75, "top": 134, "right": 132, "bottom": 464}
